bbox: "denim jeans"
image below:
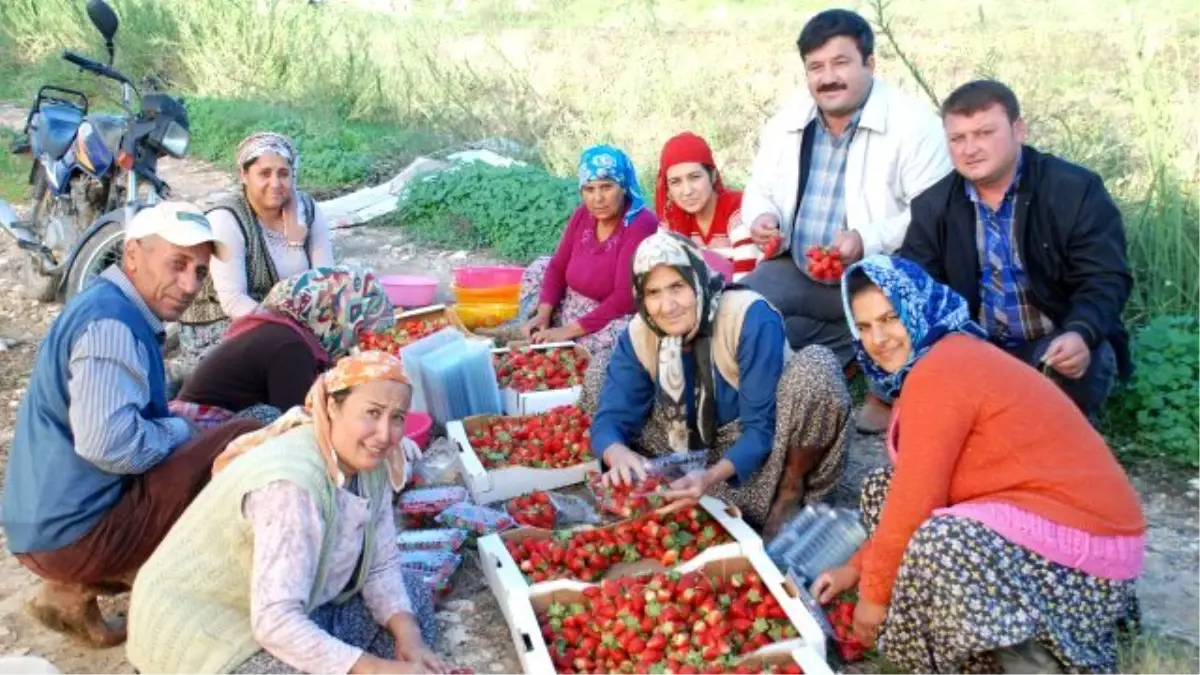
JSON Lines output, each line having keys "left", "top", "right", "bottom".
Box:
{"left": 1006, "top": 333, "right": 1117, "bottom": 424}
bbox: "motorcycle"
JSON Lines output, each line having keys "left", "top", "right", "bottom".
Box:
{"left": 0, "top": 0, "right": 191, "bottom": 302}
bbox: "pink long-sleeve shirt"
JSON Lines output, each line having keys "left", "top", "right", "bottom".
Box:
{"left": 538, "top": 205, "right": 658, "bottom": 335}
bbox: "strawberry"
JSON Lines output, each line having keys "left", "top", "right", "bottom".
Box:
{"left": 508, "top": 490, "right": 558, "bottom": 529}
{"left": 472, "top": 405, "right": 592, "bottom": 470}
{"left": 804, "top": 245, "right": 845, "bottom": 282}
{"left": 494, "top": 346, "right": 589, "bottom": 392}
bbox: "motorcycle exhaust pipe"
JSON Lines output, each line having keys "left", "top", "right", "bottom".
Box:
{"left": 0, "top": 199, "right": 58, "bottom": 270}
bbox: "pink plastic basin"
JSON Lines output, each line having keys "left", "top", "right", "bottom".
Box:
{"left": 404, "top": 411, "right": 433, "bottom": 449}
{"left": 379, "top": 274, "right": 438, "bottom": 308}
{"left": 452, "top": 265, "right": 525, "bottom": 289}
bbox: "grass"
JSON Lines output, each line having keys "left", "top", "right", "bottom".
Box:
{"left": 0, "top": 128, "right": 28, "bottom": 202}
{"left": 2, "top": 0, "right": 1192, "bottom": 316}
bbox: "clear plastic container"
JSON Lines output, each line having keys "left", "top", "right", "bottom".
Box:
{"left": 645, "top": 450, "right": 709, "bottom": 481}
{"left": 436, "top": 502, "right": 516, "bottom": 535}
{"left": 396, "top": 528, "right": 469, "bottom": 552}
{"left": 399, "top": 328, "right": 467, "bottom": 413}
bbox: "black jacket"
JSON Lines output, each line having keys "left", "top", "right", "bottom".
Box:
{"left": 900, "top": 145, "right": 1132, "bottom": 378}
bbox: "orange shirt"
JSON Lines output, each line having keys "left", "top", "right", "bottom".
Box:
{"left": 854, "top": 334, "right": 1145, "bottom": 606}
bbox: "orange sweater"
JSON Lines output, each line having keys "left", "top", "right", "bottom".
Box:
{"left": 853, "top": 334, "right": 1145, "bottom": 606}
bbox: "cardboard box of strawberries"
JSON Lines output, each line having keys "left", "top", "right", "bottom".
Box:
{"left": 491, "top": 342, "right": 590, "bottom": 415}
{"left": 523, "top": 552, "right": 833, "bottom": 675}
{"left": 447, "top": 405, "right": 601, "bottom": 504}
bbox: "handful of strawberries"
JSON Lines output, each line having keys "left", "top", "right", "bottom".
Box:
{"left": 825, "top": 591, "right": 868, "bottom": 663}
{"left": 587, "top": 472, "right": 667, "bottom": 519}
{"left": 805, "top": 245, "right": 844, "bottom": 283}
{"left": 508, "top": 490, "right": 558, "bottom": 529}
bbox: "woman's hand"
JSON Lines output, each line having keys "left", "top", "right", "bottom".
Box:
{"left": 663, "top": 469, "right": 709, "bottom": 501}
{"left": 852, "top": 599, "right": 888, "bottom": 648}
{"left": 601, "top": 444, "right": 648, "bottom": 487}
{"left": 531, "top": 324, "right": 579, "bottom": 344}
{"left": 521, "top": 307, "right": 552, "bottom": 339}
{"left": 351, "top": 654, "right": 437, "bottom": 675}
{"left": 395, "top": 644, "right": 450, "bottom": 674}
{"left": 809, "top": 564, "right": 860, "bottom": 604}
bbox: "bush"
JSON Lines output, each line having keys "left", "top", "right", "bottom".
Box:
{"left": 1106, "top": 315, "right": 1200, "bottom": 467}
{"left": 394, "top": 162, "right": 579, "bottom": 262}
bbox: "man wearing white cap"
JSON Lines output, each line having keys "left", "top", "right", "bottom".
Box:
{"left": 1, "top": 202, "right": 264, "bottom": 647}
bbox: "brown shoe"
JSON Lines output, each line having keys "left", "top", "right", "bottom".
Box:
{"left": 855, "top": 393, "right": 892, "bottom": 435}
{"left": 25, "top": 582, "right": 126, "bottom": 648}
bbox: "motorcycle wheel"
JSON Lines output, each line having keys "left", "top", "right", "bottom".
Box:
{"left": 66, "top": 220, "right": 124, "bottom": 301}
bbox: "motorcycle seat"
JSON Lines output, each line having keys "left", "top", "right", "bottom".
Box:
{"left": 32, "top": 104, "right": 85, "bottom": 161}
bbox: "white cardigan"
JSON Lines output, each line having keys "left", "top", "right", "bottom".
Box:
{"left": 741, "top": 78, "right": 952, "bottom": 257}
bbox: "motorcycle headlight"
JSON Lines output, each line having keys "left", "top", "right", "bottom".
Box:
{"left": 154, "top": 119, "right": 190, "bottom": 158}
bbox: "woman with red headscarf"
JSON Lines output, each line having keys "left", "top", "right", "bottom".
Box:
{"left": 656, "top": 132, "right": 760, "bottom": 281}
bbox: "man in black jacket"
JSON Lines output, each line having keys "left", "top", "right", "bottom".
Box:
{"left": 900, "top": 80, "right": 1131, "bottom": 421}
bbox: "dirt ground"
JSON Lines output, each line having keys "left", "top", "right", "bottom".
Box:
{"left": 0, "top": 116, "right": 1195, "bottom": 672}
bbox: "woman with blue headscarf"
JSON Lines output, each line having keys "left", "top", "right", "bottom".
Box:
{"left": 810, "top": 255, "right": 1144, "bottom": 674}
{"left": 518, "top": 145, "right": 658, "bottom": 359}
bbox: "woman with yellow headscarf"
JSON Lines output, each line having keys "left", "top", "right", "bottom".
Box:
{"left": 128, "top": 352, "right": 449, "bottom": 675}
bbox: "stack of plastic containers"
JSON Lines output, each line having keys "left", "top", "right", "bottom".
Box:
{"left": 765, "top": 504, "right": 867, "bottom": 585}
{"left": 399, "top": 328, "right": 467, "bottom": 413}
{"left": 420, "top": 339, "right": 503, "bottom": 428}
{"left": 450, "top": 265, "right": 524, "bottom": 329}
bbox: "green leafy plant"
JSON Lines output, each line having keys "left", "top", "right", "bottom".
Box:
{"left": 1106, "top": 315, "right": 1199, "bottom": 466}
{"left": 394, "top": 161, "right": 578, "bottom": 262}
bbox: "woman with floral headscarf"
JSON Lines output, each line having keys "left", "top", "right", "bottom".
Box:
{"left": 582, "top": 231, "right": 850, "bottom": 535}
{"left": 174, "top": 267, "right": 395, "bottom": 424}
{"left": 656, "top": 132, "right": 759, "bottom": 281}
{"left": 517, "top": 144, "right": 658, "bottom": 359}
{"left": 809, "top": 255, "right": 1144, "bottom": 674}
{"left": 178, "top": 132, "right": 335, "bottom": 365}
{"left": 129, "top": 352, "right": 450, "bottom": 675}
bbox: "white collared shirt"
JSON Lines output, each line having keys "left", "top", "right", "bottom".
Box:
{"left": 741, "top": 78, "right": 952, "bottom": 257}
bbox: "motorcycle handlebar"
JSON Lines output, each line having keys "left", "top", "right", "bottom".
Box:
{"left": 61, "top": 50, "right": 129, "bottom": 85}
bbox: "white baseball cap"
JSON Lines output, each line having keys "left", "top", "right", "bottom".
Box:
{"left": 125, "top": 201, "right": 229, "bottom": 261}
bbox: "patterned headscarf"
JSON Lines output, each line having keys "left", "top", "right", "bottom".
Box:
{"left": 235, "top": 132, "right": 300, "bottom": 171}
{"left": 214, "top": 351, "right": 411, "bottom": 490}
{"left": 632, "top": 231, "right": 727, "bottom": 451}
{"left": 578, "top": 144, "right": 648, "bottom": 226}
{"left": 230, "top": 266, "right": 395, "bottom": 362}
{"left": 841, "top": 255, "right": 988, "bottom": 399}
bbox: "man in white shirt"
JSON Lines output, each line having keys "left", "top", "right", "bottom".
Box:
{"left": 740, "top": 9, "right": 951, "bottom": 432}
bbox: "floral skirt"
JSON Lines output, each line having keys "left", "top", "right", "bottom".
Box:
{"left": 860, "top": 468, "right": 1140, "bottom": 673}
{"left": 230, "top": 572, "right": 438, "bottom": 674}
{"left": 580, "top": 344, "right": 851, "bottom": 529}
{"left": 519, "top": 256, "right": 629, "bottom": 361}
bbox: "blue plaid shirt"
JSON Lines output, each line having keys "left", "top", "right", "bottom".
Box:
{"left": 792, "top": 110, "right": 862, "bottom": 269}
{"left": 969, "top": 157, "right": 1055, "bottom": 347}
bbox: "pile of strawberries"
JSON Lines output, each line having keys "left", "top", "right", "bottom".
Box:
{"left": 825, "top": 592, "right": 868, "bottom": 663}
{"left": 469, "top": 405, "right": 591, "bottom": 470}
{"left": 587, "top": 472, "right": 667, "bottom": 519}
{"left": 506, "top": 505, "right": 732, "bottom": 583}
{"left": 494, "top": 346, "right": 589, "bottom": 392}
{"left": 804, "top": 246, "right": 844, "bottom": 282}
{"left": 359, "top": 316, "right": 451, "bottom": 354}
{"left": 508, "top": 490, "right": 557, "bottom": 529}
{"left": 539, "top": 570, "right": 803, "bottom": 674}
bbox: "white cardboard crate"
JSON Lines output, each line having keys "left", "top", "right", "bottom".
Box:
{"left": 447, "top": 414, "right": 599, "bottom": 505}
{"left": 477, "top": 495, "right": 764, "bottom": 622}
{"left": 479, "top": 540, "right": 831, "bottom": 674}
{"left": 491, "top": 341, "right": 588, "bottom": 415}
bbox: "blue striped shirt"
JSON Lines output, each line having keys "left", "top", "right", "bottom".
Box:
{"left": 968, "top": 159, "right": 1056, "bottom": 347}
{"left": 791, "top": 110, "right": 861, "bottom": 269}
{"left": 67, "top": 266, "right": 193, "bottom": 474}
